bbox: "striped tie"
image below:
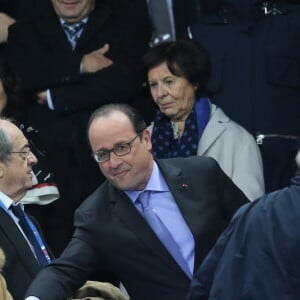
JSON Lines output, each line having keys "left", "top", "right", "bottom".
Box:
{"left": 63, "top": 21, "right": 84, "bottom": 49}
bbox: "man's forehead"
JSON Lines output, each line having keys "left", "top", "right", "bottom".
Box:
{"left": 0, "top": 121, "right": 25, "bottom": 142}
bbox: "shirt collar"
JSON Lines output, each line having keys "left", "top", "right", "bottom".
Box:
{"left": 125, "top": 161, "right": 169, "bottom": 203}
{"left": 60, "top": 16, "right": 89, "bottom": 26}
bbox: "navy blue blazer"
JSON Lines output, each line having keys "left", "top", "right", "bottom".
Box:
{"left": 187, "top": 169, "right": 300, "bottom": 300}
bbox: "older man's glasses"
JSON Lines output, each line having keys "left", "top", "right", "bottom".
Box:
{"left": 92, "top": 134, "right": 140, "bottom": 163}
{"left": 10, "top": 147, "right": 32, "bottom": 160}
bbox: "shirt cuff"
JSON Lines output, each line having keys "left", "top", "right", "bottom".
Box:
{"left": 46, "top": 89, "right": 55, "bottom": 110}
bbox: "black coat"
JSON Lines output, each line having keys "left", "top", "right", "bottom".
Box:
{"left": 0, "top": 208, "right": 51, "bottom": 300}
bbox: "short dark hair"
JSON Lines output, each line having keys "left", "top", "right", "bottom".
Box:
{"left": 142, "top": 40, "right": 211, "bottom": 97}
{"left": 87, "top": 103, "right": 147, "bottom": 138}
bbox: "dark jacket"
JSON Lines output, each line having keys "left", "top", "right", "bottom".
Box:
{"left": 25, "top": 156, "right": 248, "bottom": 300}
{"left": 0, "top": 208, "right": 51, "bottom": 300}
{"left": 187, "top": 169, "right": 300, "bottom": 300}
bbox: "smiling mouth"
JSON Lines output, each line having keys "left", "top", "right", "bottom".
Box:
{"left": 112, "top": 169, "right": 129, "bottom": 177}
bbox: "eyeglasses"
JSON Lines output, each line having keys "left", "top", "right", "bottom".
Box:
{"left": 92, "top": 134, "right": 140, "bottom": 163}
{"left": 10, "top": 147, "right": 32, "bottom": 160}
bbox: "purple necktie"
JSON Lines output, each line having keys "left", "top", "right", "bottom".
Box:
{"left": 137, "top": 191, "right": 191, "bottom": 278}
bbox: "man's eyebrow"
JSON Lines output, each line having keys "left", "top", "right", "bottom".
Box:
{"left": 21, "top": 143, "right": 30, "bottom": 150}
{"left": 98, "top": 139, "right": 130, "bottom": 151}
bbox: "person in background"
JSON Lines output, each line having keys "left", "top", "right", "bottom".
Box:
{"left": 0, "top": 43, "right": 59, "bottom": 234}
{"left": 6, "top": 0, "right": 151, "bottom": 256}
{"left": 25, "top": 103, "right": 248, "bottom": 300}
{"left": 0, "top": 0, "right": 53, "bottom": 42}
{"left": 187, "top": 147, "right": 300, "bottom": 300}
{"left": 143, "top": 40, "right": 264, "bottom": 201}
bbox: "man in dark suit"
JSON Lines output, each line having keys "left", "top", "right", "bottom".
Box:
{"left": 0, "top": 118, "right": 52, "bottom": 300}
{"left": 25, "top": 103, "right": 248, "bottom": 300}
{"left": 187, "top": 149, "right": 300, "bottom": 300}
{"left": 6, "top": 0, "right": 151, "bottom": 255}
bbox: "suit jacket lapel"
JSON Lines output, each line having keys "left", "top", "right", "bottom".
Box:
{"left": 157, "top": 159, "right": 206, "bottom": 271}
{"left": 0, "top": 209, "right": 40, "bottom": 277}
{"left": 37, "top": 14, "right": 71, "bottom": 52}
{"left": 75, "top": 3, "right": 112, "bottom": 52}
{"left": 110, "top": 187, "right": 183, "bottom": 273}
{"left": 198, "top": 105, "right": 229, "bottom": 155}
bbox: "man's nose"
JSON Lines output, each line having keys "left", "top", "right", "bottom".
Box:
{"left": 28, "top": 151, "right": 38, "bottom": 165}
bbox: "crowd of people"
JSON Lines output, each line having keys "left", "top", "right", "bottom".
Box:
{"left": 0, "top": 0, "right": 299, "bottom": 299}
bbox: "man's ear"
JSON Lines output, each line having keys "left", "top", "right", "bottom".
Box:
{"left": 143, "top": 129, "right": 152, "bottom": 151}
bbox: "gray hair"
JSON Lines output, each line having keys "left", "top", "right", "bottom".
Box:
{"left": 0, "top": 120, "right": 13, "bottom": 163}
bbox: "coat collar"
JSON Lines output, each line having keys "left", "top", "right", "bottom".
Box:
{"left": 197, "top": 103, "right": 230, "bottom": 155}
{"left": 37, "top": 2, "right": 112, "bottom": 52}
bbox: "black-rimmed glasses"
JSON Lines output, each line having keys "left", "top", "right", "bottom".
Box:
{"left": 10, "top": 147, "right": 32, "bottom": 160}
{"left": 92, "top": 134, "right": 140, "bottom": 163}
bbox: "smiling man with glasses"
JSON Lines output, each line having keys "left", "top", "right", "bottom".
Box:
{"left": 25, "top": 103, "right": 249, "bottom": 300}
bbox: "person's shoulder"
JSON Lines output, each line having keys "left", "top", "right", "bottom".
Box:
{"left": 159, "top": 155, "right": 219, "bottom": 170}
{"left": 213, "top": 105, "right": 257, "bottom": 143}
{"left": 8, "top": 11, "right": 56, "bottom": 35}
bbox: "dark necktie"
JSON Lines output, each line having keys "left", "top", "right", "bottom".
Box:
{"left": 137, "top": 191, "right": 191, "bottom": 277}
{"left": 63, "top": 21, "right": 84, "bottom": 49}
{"left": 11, "top": 204, "right": 49, "bottom": 267}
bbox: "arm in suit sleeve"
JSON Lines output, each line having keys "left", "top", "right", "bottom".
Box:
{"left": 25, "top": 207, "right": 115, "bottom": 300}
{"left": 7, "top": 21, "right": 82, "bottom": 92}
{"left": 7, "top": 11, "right": 150, "bottom": 114}
{"left": 49, "top": 19, "right": 150, "bottom": 113}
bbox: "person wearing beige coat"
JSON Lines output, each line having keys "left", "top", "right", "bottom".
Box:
{"left": 149, "top": 102, "right": 264, "bottom": 201}
{"left": 144, "top": 40, "right": 264, "bottom": 201}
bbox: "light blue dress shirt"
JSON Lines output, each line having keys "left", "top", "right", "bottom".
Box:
{"left": 125, "top": 161, "right": 195, "bottom": 274}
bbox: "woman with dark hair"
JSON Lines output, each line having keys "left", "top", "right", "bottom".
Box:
{"left": 143, "top": 40, "right": 264, "bottom": 201}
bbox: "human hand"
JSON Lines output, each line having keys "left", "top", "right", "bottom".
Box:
{"left": 82, "top": 44, "right": 113, "bottom": 74}
{"left": 37, "top": 90, "right": 47, "bottom": 105}
{"left": 0, "top": 13, "right": 16, "bottom": 42}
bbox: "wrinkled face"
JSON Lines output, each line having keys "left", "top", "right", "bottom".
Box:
{"left": 0, "top": 121, "right": 38, "bottom": 201}
{"left": 148, "top": 62, "right": 197, "bottom": 122}
{"left": 88, "top": 111, "right": 153, "bottom": 191}
{"left": 51, "top": 0, "right": 95, "bottom": 22}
